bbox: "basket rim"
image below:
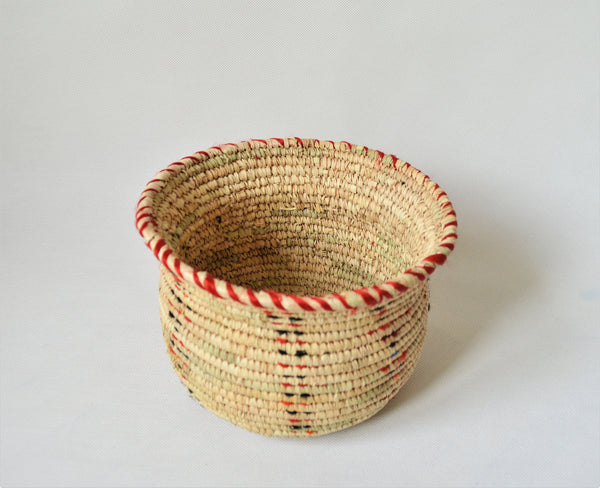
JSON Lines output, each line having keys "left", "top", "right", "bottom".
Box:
{"left": 135, "top": 137, "right": 457, "bottom": 313}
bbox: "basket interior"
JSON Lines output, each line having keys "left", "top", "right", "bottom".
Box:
{"left": 152, "top": 145, "right": 444, "bottom": 296}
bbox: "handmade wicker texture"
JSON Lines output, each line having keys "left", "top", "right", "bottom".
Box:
{"left": 136, "top": 137, "right": 457, "bottom": 437}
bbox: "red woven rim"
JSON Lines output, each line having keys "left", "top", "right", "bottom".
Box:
{"left": 136, "top": 137, "right": 457, "bottom": 312}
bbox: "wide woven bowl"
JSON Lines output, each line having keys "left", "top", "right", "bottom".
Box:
{"left": 136, "top": 137, "right": 457, "bottom": 437}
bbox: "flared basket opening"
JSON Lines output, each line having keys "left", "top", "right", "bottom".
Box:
{"left": 137, "top": 138, "right": 457, "bottom": 311}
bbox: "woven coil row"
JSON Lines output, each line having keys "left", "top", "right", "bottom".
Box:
{"left": 136, "top": 137, "right": 457, "bottom": 437}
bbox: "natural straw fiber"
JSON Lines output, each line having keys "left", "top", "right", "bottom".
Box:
{"left": 135, "top": 137, "right": 457, "bottom": 437}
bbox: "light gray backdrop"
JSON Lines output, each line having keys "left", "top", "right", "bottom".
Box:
{"left": 1, "top": 1, "right": 598, "bottom": 487}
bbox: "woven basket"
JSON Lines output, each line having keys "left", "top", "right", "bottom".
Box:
{"left": 136, "top": 137, "right": 457, "bottom": 437}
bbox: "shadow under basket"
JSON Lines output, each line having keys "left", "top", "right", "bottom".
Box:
{"left": 136, "top": 137, "right": 457, "bottom": 437}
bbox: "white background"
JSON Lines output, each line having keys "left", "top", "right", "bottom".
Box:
{"left": 1, "top": 1, "right": 598, "bottom": 487}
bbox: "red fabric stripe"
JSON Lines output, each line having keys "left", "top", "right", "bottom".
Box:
{"left": 424, "top": 253, "right": 447, "bottom": 265}
{"left": 226, "top": 282, "right": 243, "bottom": 303}
{"left": 442, "top": 233, "right": 458, "bottom": 241}
{"left": 267, "top": 290, "right": 286, "bottom": 310}
{"left": 385, "top": 281, "right": 408, "bottom": 293}
{"left": 373, "top": 285, "right": 393, "bottom": 300}
{"left": 247, "top": 289, "right": 264, "bottom": 308}
{"left": 354, "top": 288, "right": 378, "bottom": 306}
{"left": 437, "top": 191, "right": 448, "bottom": 201}
{"left": 294, "top": 137, "right": 303, "bottom": 146}
{"left": 310, "top": 296, "right": 334, "bottom": 311}
{"left": 419, "top": 264, "right": 436, "bottom": 274}
{"left": 173, "top": 258, "right": 181, "bottom": 277}
{"left": 193, "top": 271, "right": 205, "bottom": 290}
{"left": 138, "top": 220, "right": 151, "bottom": 235}
{"left": 390, "top": 154, "right": 399, "bottom": 168}
{"left": 142, "top": 187, "right": 158, "bottom": 195}
{"left": 161, "top": 249, "right": 172, "bottom": 267}
{"left": 379, "top": 322, "right": 392, "bottom": 331}
{"left": 273, "top": 138, "right": 285, "bottom": 145}
{"left": 135, "top": 205, "right": 151, "bottom": 217}
{"left": 278, "top": 362, "right": 289, "bottom": 368}
{"left": 197, "top": 151, "right": 209, "bottom": 157}
{"left": 203, "top": 274, "right": 221, "bottom": 298}
{"left": 136, "top": 212, "right": 152, "bottom": 225}
{"left": 277, "top": 338, "right": 288, "bottom": 344}
{"left": 446, "top": 210, "right": 457, "bottom": 217}
{"left": 443, "top": 220, "right": 458, "bottom": 229}
{"left": 252, "top": 139, "right": 267, "bottom": 144}
{"left": 171, "top": 333, "right": 185, "bottom": 348}
{"left": 440, "top": 242, "right": 454, "bottom": 251}
{"left": 139, "top": 192, "right": 156, "bottom": 206}
{"left": 288, "top": 295, "right": 315, "bottom": 311}
{"left": 153, "top": 239, "right": 166, "bottom": 258}
{"left": 405, "top": 270, "right": 426, "bottom": 281}
{"left": 332, "top": 293, "right": 353, "bottom": 310}
{"left": 442, "top": 201, "right": 452, "bottom": 209}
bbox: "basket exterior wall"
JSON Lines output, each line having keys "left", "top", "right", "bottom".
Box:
{"left": 158, "top": 266, "right": 429, "bottom": 437}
